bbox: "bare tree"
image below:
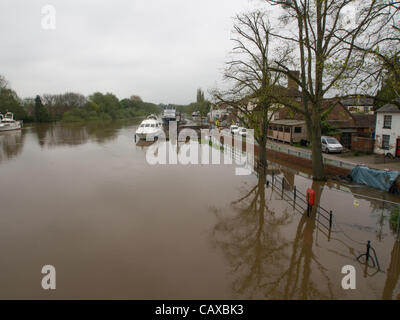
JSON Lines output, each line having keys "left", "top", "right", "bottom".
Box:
{"left": 265, "top": 0, "right": 391, "bottom": 180}
{"left": 346, "top": 2, "right": 400, "bottom": 105}
{"left": 212, "top": 11, "right": 292, "bottom": 170}
{"left": 0, "top": 75, "right": 9, "bottom": 90}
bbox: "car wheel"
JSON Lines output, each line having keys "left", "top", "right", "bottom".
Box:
{"left": 326, "top": 148, "right": 329, "bottom": 154}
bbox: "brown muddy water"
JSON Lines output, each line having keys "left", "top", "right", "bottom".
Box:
{"left": 0, "top": 120, "right": 399, "bottom": 299}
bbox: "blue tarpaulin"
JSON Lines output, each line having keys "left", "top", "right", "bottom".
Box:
{"left": 350, "top": 165, "right": 399, "bottom": 191}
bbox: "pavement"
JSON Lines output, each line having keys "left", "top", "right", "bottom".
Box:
{"left": 267, "top": 140, "right": 400, "bottom": 171}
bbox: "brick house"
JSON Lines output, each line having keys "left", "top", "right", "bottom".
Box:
{"left": 277, "top": 99, "right": 376, "bottom": 150}
{"left": 340, "top": 96, "right": 375, "bottom": 115}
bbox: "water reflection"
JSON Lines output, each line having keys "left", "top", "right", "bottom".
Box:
{"left": 0, "top": 130, "right": 25, "bottom": 163}
{"left": 211, "top": 156, "right": 400, "bottom": 299}
{"left": 382, "top": 241, "right": 400, "bottom": 300}
{"left": 211, "top": 170, "right": 295, "bottom": 298}
{"left": 31, "top": 121, "right": 127, "bottom": 148}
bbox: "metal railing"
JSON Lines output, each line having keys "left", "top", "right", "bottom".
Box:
{"left": 266, "top": 142, "right": 356, "bottom": 170}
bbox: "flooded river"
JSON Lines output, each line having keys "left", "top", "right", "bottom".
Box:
{"left": 0, "top": 120, "right": 399, "bottom": 299}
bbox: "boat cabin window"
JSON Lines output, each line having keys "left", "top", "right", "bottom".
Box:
{"left": 145, "top": 124, "right": 150, "bottom": 127}
{"left": 150, "top": 124, "right": 155, "bottom": 127}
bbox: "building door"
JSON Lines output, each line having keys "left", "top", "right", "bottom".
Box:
{"left": 340, "top": 133, "right": 352, "bottom": 149}
{"left": 396, "top": 139, "right": 400, "bottom": 157}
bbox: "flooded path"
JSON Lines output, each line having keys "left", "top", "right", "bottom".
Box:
{"left": 0, "top": 120, "right": 399, "bottom": 299}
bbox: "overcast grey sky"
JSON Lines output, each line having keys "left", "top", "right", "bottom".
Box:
{"left": 0, "top": 0, "right": 265, "bottom": 104}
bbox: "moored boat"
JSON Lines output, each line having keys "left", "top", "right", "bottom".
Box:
{"left": 135, "top": 115, "right": 163, "bottom": 141}
{"left": 0, "top": 112, "right": 22, "bottom": 132}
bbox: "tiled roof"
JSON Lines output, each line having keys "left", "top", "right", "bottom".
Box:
{"left": 376, "top": 104, "right": 400, "bottom": 113}
{"left": 351, "top": 114, "right": 376, "bottom": 128}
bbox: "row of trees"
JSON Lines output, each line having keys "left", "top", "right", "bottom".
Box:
{"left": 213, "top": 1, "right": 400, "bottom": 180}
{"left": 174, "top": 88, "right": 211, "bottom": 117}
{"left": 0, "top": 76, "right": 161, "bottom": 123}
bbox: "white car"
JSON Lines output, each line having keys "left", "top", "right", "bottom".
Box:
{"left": 238, "top": 127, "right": 247, "bottom": 137}
{"left": 230, "top": 125, "right": 239, "bottom": 135}
{"left": 321, "top": 136, "right": 343, "bottom": 153}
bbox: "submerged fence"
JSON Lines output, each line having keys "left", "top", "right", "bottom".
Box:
{"left": 264, "top": 170, "right": 400, "bottom": 273}
{"left": 269, "top": 172, "right": 334, "bottom": 230}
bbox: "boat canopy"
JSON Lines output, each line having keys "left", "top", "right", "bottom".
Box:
{"left": 350, "top": 165, "right": 399, "bottom": 192}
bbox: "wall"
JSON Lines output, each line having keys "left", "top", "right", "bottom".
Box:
{"left": 374, "top": 113, "right": 400, "bottom": 156}
{"left": 351, "top": 136, "right": 375, "bottom": 153}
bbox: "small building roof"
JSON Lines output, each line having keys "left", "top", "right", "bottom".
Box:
{"left": 270, "top": 119, "right": 306, "bottom": 126}
{"left": 341, "top": 97, "right": 374, "bottom": 107}
{"left": 376, "top": 104, "right": 400, "bottom": 113}
{"left": 351, "top": 114, "right": 376, "bottom": 128}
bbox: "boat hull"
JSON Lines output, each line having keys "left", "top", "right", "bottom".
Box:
{"left": 0, "top": 123, "right": 22, "bottom": 132}
{"left": 135, "top": 129, "right": 163, "bottom": 141}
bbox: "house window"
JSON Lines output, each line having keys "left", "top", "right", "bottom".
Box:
{"left": 382, "top": 134, "right": 390, "bottom": 150}
{"left": 294, "top": 127, "right": 302, "bottom": 133}
{"left": 383, "top": 115, "right": 392, "bottom": 129}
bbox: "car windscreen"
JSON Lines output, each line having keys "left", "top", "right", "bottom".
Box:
{"left": 326, "top": 138, "right": 339, "bottom": 144}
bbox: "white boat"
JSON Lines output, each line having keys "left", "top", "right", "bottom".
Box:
{"left": 0, "top": 112, "right": 22, "bottom": 132}
{"left": 161, "top": 105, "right": 177, "bottom": 125}
{"left": 135, "top": 115, "right": 163, "bottom": 141}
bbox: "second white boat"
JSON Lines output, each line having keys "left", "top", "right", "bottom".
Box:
{"left": 135, "top": 115, "right": 163, "bottom": 141}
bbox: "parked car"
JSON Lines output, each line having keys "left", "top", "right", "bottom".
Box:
{"left": 321, "top": 136, "right": 343, "bottom": 153}
{"left": 230, "top": 125, "right": 239, "bottom": 135}
{"left": 238, "top": 127, "right": 247, "bottom": 137}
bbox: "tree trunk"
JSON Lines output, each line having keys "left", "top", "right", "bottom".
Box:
{"left": 310, "top": 108, "right": 326, "bottom": 181}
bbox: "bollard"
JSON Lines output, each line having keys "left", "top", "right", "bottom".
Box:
{"left": 366, "top": 240, "right": 371, "bottom": 262}
{"left": 329, "top": 210, "right": 333, "bottom": 229}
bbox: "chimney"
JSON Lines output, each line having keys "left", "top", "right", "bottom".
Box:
{"left": 288, "top": 70, "right": 300, "bottom": 90}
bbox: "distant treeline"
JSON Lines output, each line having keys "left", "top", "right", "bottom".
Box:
{"left": 0, "top": 76, "right": 161, "bottom": 123}
{"left": 0, "top": 76, "right": 212, "bottom": 123}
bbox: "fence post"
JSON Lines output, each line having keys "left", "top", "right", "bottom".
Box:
{"left": 294, "top": 186, "right": 297, "bottom": 201}
{"left": 329, "top": 210, "right": 333, "bottom": 229}
{"left": 397, "top": 206, "right": 400, "bottom": 241}
{"left": 366, "top": 240, "right": 371, "bottom": 262}
{"left": 272, "top": 171, "right": 274, "bottom": 185}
